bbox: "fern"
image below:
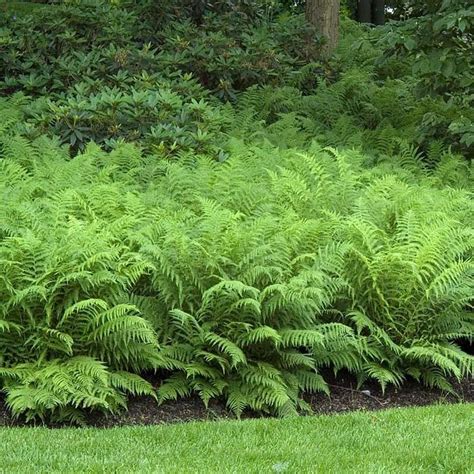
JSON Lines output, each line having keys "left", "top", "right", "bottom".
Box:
{"left": 0, "top": 96, "right": 472, "bottom": 421}
{"left": 1, "top": 357, "right": 155, "bottom": 424}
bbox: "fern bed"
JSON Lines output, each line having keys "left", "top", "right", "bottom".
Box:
{"left": 1, "top": 405, "right": 473, "bottom": 473}
{"left": 1, "top": 100, "right": 473, "bottom": 422}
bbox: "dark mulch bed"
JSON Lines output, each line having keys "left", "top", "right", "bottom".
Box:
{"left": 306, "top": 373, "right": 473, "bottom": 415}
{"left": 1, "top": 372, "right": 472, "bottom": 428}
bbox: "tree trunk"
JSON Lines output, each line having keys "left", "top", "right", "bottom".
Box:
{"left": 357, "top": 0, "right": 372, "bottom": 23}
{"left": 357, "top": 0, "right": 385, "bottom": 25}
{"left": 372, "top": 0, "right": 385, "bottom": 25}
{"left": 305, "top": 0, "right": 340, "bottom": 57}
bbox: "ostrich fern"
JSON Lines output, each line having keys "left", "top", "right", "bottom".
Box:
{"left": 0, "top": 130, "right": 160, "bottom": 422}
{"left": 0, "top": 100, "right": 472, "bottom": 421}
{"left": 338, "top": 177, "right": 474, "bottom": 390}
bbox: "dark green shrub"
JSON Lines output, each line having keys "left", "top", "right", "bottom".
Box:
{"left": 381, "top": 0, "right": 473, "bottom": 95}
{"left": 0, "top": 0, "right": 318, "bottom": 101}
{"left": 0, "top": 1, "right": 321, "bottom": 153}
{"left": 27, "top": 75, "right": 227, "bottom": 154}
{"left": 0, "top": 2, "right": 141, "bottom": 96}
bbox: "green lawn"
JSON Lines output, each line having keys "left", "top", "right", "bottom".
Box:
{"left": 0, "top": 404, "right": 473, "bottom": 473}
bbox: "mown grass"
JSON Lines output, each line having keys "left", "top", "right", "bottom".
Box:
{"left": 0, "top": 404, "right": 472, "bottom": 473}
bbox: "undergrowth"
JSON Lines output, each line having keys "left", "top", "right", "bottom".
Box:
{"left": 0, "top": 100, "right": 472, "bottom": 421}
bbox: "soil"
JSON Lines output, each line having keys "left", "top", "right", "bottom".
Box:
{"left": 1, "top": 372, "right": 472, "bottom": 428}
{"left": 306, "top": 373, "right": 473, "bottom": 415}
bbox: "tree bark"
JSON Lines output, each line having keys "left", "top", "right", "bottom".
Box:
{"left": 357, "top": 0, "right": 372, "bottom": 23}
{"left": 357, "top": 0, "right": 385, "bottom": 25}
{"left": 372, "top": 0, "right": 385, "bottom": 25}
{"left": 305, "top": 0, "right": 340, "bottom": 57}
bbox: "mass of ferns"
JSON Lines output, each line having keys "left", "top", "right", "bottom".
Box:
{"left": 0, "top": 97, "right": 472, "bottom": 422}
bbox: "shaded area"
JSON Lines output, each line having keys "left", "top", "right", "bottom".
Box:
{"left": 1, "top": 375, "right": 472, "bottom": 428}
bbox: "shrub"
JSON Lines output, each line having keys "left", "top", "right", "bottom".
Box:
{"left": 381, "top": 0, "right": 474, "bottom": 95}
{"left": 0, "top": 1, "right": 319, "bottom": 154}
{"left": 27, "top": 76, "right": 227, "bottom": 155}
{"left": 2, "top": 5, "right": 471, "bottom": 160}
{"left": 0, "top": 2, "right": 141, "bottom": 96}
{"left": 0, "top": 0, "right": 317, "bottom": 101}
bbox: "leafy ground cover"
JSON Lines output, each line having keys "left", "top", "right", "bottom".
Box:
{"left": 0, "top": 404, "right": 473, "bottom": 473}
{"left": 1, "top": 122, "right": 472, "bottom": 422}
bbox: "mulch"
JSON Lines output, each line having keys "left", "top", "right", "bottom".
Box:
{"left": 1, "top": 372, "right": 472, "bottom": 428}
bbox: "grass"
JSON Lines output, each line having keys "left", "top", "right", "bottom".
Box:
{"left": 0, "top": 404, "right": 472, "bottom": 473}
